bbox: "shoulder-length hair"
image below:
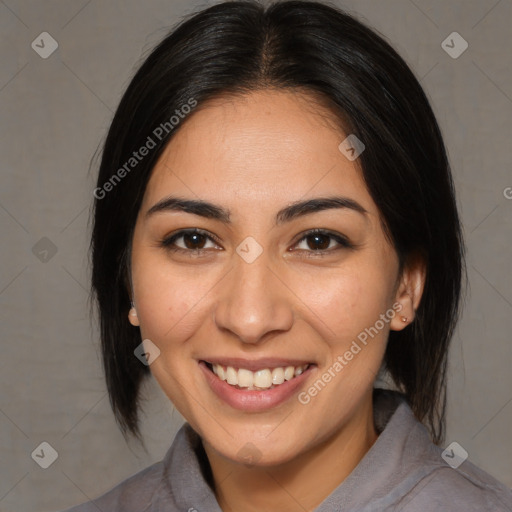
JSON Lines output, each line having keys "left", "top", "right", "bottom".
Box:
{"left": 91, "top": 0, "right": 465, "bottom": 444}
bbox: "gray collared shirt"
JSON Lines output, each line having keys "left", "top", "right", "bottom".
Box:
{"left": 62, "top": 389, "right": 512, "bottom": 511}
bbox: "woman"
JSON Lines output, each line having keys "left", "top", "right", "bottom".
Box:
{"left": 64, "top": 1, "right": 512, "bottom": 510}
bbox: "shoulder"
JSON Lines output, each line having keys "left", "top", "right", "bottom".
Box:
{"left": 392, "top": 409, "right": 512, "bottom": 511}
{"left": 395, "top": 459, "right": 512, "bottom": 511}
{"left": 60, "top": 423, "right": 213, "bottom": 512}
{"left": 364, "top": 390, "right": 512, "bottom": 512}
{"left": 60, "top": 459, "right": 167, "bottom": 512}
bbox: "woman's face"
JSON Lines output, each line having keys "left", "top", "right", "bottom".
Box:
{"left": 129, "top": 89, "right": 413, "bottom": 466}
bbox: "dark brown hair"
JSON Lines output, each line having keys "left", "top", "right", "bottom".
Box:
{"left": 91, "top": 0, "right": 465, "bottom": 444}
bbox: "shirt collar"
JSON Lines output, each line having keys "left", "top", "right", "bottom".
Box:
{"left": 161, "top": 388, "right": 432, "bottom": 511}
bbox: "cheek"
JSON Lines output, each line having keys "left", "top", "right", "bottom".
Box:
{"left": 131, "top": 255, "right": 221, "bottom": 347}
{"left": 130, "top": 256, "right": 223, "bottom": 414}
{"left": 291, "top": 260, "right": 394, "bottom": 346}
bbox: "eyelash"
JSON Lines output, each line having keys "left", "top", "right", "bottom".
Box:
{"left": 159, "top": 228, "right": 354, "bottom": 257}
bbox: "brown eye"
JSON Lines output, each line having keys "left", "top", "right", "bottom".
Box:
{"left": 292, "top": 229, "right": 354, "bottom": 254}
{"left": 305, "top": 233, "right": 331, "bottom": 251}
{"left": 161, "top": 229, "right": 221, "bottom": 253}
{"left": 182, "top": 232, "right": 208, "bottom": 249}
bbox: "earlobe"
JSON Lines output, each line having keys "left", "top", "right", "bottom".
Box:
{"left": 390, "top": 295, "right": 414, "bottom": 331}
{"left": 390, "top": 255, "right": 426, "bottom": 331}
{"left": 128, "top": 302, "right": 140, "bottom": 326}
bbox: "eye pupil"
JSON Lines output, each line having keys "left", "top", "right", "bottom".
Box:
{"left": 184, "top": 232, "right": 206, "bottom": 249}
{"left": 308, "top": 234, "right": 330, "bottom": 250}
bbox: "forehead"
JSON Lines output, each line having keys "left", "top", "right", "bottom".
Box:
{"left": 142, "top": 89, "right": 376, "bottom": 218}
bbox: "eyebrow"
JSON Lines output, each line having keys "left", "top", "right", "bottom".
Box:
{"left": 145, "top": 195, "right": 368, "bottom": 224}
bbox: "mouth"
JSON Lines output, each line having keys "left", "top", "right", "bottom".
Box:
{"left": 203, "top": 361, "right": 312, "bottom": 391}
{"left": 199, "top": 358, "right": 316, "bottom": 412}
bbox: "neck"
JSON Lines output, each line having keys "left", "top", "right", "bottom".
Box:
{"left": 203, "top": 394, "right": 378, "bottom": 512}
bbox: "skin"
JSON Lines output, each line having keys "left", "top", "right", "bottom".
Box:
{"left": 128, "top": 89, "right": 425, "bottom": 512}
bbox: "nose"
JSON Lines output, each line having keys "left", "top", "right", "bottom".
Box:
{"left": 213, "top": 249, "right": 294, "bottom": 345}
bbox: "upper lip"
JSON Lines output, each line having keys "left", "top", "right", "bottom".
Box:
{"left": 201, "top": 357, "right": 314, "bottom": 371}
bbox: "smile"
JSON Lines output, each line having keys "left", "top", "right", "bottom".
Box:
{"left": 199, "top": 359, "right": 316, "bottom": 412}
{"left": 205, "top": 362, "right": 311, "bottom": 390}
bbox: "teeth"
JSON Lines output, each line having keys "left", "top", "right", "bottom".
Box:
{"left": 253, "top": 369, "right": 272, "bottom": 388}
{"left": 237, "top": 368, "right": 254, "bottom": 388}
{"left": 216, "top": 365, "right": 226, "bottom": 381}
{"left": 211, "top": 363, "right": 309, "bottom": 390}
{"left": 226, "top": 366, "right": 237, "bottom": 385}
{"left": 272, "top": 367, "right": 285, "bottom": 385}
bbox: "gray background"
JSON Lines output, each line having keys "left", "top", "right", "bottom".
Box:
{"left": 0, "top": 0, "right": 511, "bottom": 510}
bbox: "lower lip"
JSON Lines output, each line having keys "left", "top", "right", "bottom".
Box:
{"left": 199, "top": 361, "right": 315, "bottom": 412}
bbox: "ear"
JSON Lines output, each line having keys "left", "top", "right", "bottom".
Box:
{"left": 390, "top": 253, "right": 426, "bottom": 331}
{"left": 128, "top": 303, "right": 140, "bottom": 326}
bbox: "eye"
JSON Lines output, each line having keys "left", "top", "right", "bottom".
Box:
{"left": 160, "top": 229, "right": 221, "bottom": 253}
{"left": 160, "top": 228, "right": 354, "bottom": 257}
{"left": 292, "top": 229, "right": 353, "bottom": 254}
